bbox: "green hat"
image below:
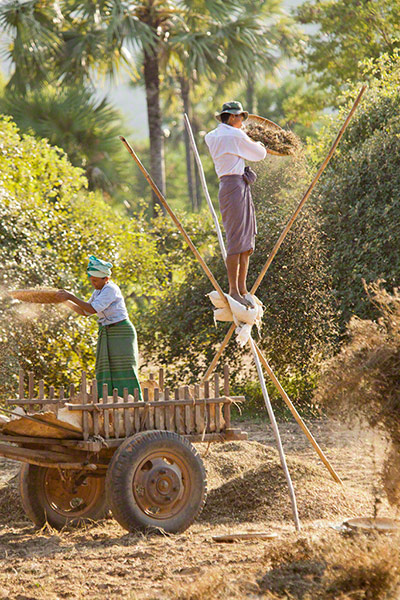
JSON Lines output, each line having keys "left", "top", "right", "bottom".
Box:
{"left": 215, "top": 101, "right": 249, "bottom": 121}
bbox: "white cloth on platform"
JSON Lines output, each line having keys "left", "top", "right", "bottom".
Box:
{"left": 205, "top": 124, "right": 266, "bottom": 178}
{"left": 207, "top": 291, "right": 264, "bottom": 346}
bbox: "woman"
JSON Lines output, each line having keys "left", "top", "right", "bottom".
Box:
{"left": 57, "top": 256, "right": 142, "bottom": 399}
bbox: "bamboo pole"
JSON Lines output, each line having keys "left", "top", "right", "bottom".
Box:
{"left": 184, "top": 114, "right": 227, "bottom": 262}
{"left": 254, "top": 340, "right": 342, "bottom": 484}
{"left": 119, "top": 136, "right": 227, "bottom": 306}
{"left": 249, "top": 336, "right": 300, "bottom": 531}
{"left": 202, "top": 85, "right": 367, "bottom": 381}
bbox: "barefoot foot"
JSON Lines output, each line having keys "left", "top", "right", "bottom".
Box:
{"left": 239, "top": 291, "right": 255, "bottom": 308}
{"left": 229, "top": 291, "right": 250, "bottom": 308}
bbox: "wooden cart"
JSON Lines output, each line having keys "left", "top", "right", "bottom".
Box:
{"left": 0, "top": 367, "right": 246, "bottom": 533}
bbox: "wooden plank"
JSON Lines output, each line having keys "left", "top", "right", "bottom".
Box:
{"left": 0, "top": 434, "right": 102, "bottom": 451}
{"left": 164, "top": 387, "right": 174, "bottom": 432}
{"left": 159, "top": 367, "right": 164, "bottom": 391}
{"left": 113, "top": 388, "right": 121, "bottom": 438}
{"left": 223, "top": 364, "right": 230, "bottom": 395}
{"left": 184, "top": 386, "right": 193, "bottom": 434}
{"left": 123, "top": 387, "right": 131, "bottom": 437}
{"left": 204, "top": 380, "right": 210, "bottom": 433}
{"left": 81, "top": 372, "right": 89, "bottom": 441}
{"left": 28, "top": 372, "right": 34, "bottom": 399}
{"left": 67, "top": 396, "right": 235, "bottom": 410}
{"left": 103, "top": 384, "right": 109, "bottom": 439}
{"left": 154, "top": 387, "right": 163, "bottom": 430}
{"left": 144, "top": 388, "right": 153, "bottom": 429}
{"left": 69, "top": 383, "right": 75, "bottom": 401}
{"left": 175, "top": 388, "right": 184, "bottom": 435}
{"left": 134, "top": 388, "right": 140, "bottom": 432}
{"left": 92, "top": 379, "right": 99, "bottom": 436}
{"left": 194, "top": 384, "right": 202, "bottom": 434}
{"left": 49, "top": 386, "right": 54, "bottom": 400}
{"left": 223, "top": 399, "right": 231, "bottom": 430}
{"left": 18, "top": 368, "right": 24, "bottom": 400}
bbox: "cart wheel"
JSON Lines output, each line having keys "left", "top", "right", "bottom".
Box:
{"left": 19, "top": 463, "right": 107, "bottom": 529}
{"left": 106, "top": 431, "right": 207, "bottom": 534}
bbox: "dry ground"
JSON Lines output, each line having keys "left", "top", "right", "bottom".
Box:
{"left": 0, "top": 419, "right": 399, "bottom": 599}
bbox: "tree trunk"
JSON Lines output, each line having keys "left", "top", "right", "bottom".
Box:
{"left": 246, "top": 73, "right": 257, "bottom": 114}
{"left": 179, "top": 75, "right": 197, "bottom": 211}
{"left": 143, "top": 47, "right": 166, "bottom": 215}
{"left": 191, "top": 115, "right": 202, "bottom": 209}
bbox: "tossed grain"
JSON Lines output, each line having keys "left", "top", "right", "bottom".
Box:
{"left": 10, "top": 288, "right": 63, "bottom": 304}
{"left": 245, "top": 122, "right": 301, "bottom": 156}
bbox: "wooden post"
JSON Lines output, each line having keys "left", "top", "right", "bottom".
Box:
{"left": 184, "top": 386, "right": 192, "bottom": 434}
{"left": 154, "top": 387, "right": 163, "bottom": 430}
{"left": 159, "top": 367, "right": 164, "bottom": 392}
{"left": 134, "top": 388, "right": 141, "bottom": 432}
{"left": 18, "top": 368, "right": 24, "bottom": 400}
{"left": 103, "top": 384, "right": 109, "bottom": 439}
{"left": 69, "top": 383, "right": 75, "bottom": 401}
{"left": 165, "top": 387, "right": 174, "bottom": 432}
{"left": 113, "top": 388, "right": 120, "bottom": 438}
{"left": 123, "top": 387, "right": 131, "bottom": 437}
{"left": 204, "top": 380, "right": 210, "bottom": 434}
{"left": 175, "top": 388, "right": 184, "bottom": 434}
{"left": 81, "top": 372, "right": 89, "bottom": 441}
{"left": 194, "top": 384, "right": 202, "bottom": 434}
{"left": 214, "top": 374, "right": 221, "bottom": 432}
{"left": 254, "top": 341, "right": 342, "bottom": 484}
{"left": 202, "top": 86, "right": 367, "bottom": 382}
{"left": 28, "top": 373, "right": 34, "bottom": 413}
{"left": 92, "top": 379, "right": 99, "bottom": 436}
{"left": 38, "top": 380, "right": 44, "bottom": 404}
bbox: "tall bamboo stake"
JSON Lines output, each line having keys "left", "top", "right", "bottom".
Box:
{"left": 183, "top": 114, "right": 227, "bottom": 262}
{"left": 254, "top": 341, "right": 342, "bottom": 484}
{"left": 249, "top": 336, "right": 301, "bottom": 531}
{"left": 202, "top": 85, "right": 367, "bottom": 381}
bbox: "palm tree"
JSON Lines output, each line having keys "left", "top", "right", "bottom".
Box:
{"left": 0, "top": 85, "right": 131, "bottom": 194}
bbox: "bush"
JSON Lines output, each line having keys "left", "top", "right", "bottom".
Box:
{"left": 0, "top": 117, "right": 163, "bottom": 399}
{"left": 309, "top": 51, "right": 400, "bottom": 328}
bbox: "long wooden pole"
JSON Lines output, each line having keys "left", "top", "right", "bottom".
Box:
{"left": 184, "top": 114, "right": 227, "bottom": 262}
{"left": 249, "top": 336, "right": 301, "bottom": 530}
{"left": 202, "top": 85, "right": 367, "bottom": 381}
{"left": 253, "top": 340, "right": 342, "bottom": 484}
{"left": 119, "top": 136, "right": 228, "bottom": 306}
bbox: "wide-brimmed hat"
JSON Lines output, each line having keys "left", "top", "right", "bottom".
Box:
{"left": 215, "top": 101, "right": 249, "bottom": 121}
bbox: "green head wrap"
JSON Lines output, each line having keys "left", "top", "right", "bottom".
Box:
{"left": 87, "top": 255, "right": 113, "bottom": 278}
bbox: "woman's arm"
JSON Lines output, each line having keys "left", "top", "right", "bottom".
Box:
{"left": 57, "top": 290, "right": 96, "bottom": 315}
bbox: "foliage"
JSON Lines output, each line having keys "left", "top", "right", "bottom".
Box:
{"left": 308, "top": 51, "right": 400, "bottom": 326}
{"left": 137, "top": 153, "right": 337, "bottom": 397}
{"left": 0, "top": 86, "right": 133, "bottom": 196}
{"left": 294, "top": 0, "right": 400, "bottom": 107}
{"left": 0, "top": 116, "right": 163, "bottom": 399}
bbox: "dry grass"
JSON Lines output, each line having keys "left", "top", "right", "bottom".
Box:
{"left": 245, "top": 122, "right": 301, "bottom": 155}
{"left": 0, "top": 421, "right": 398, "bottom": 599}
{"left": 10, "top": 288, "right": 64, "bottom": 304}
{"left": 316, "top": 281, "right": 400, "bottom": 507}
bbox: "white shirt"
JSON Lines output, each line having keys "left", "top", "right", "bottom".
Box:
{"left": 205, "top": 123, "right": 266, "bottom": 178}
{"left": 88, "top": 280, "right": 129, "bottom": 326}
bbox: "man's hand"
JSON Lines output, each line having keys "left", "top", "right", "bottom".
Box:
{"left": 57, "top": 290, "right": 72, "bottom": 302}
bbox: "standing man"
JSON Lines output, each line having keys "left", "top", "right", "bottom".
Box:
{"left": 205, "top": 101, "right": 267, "bottom": 308}
{"left": 57, "top": 256, "right": 142, "bottom": 399}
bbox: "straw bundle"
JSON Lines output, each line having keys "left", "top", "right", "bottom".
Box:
{"left": 10, "top": 288, "right": 64, "bottom": 304}
{"left": 245, "top": 122, "right": 301, "bottom": 156}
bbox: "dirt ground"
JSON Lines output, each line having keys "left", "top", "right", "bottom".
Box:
{"left": 0, "top": 418, "right": 399, "bottom": 600}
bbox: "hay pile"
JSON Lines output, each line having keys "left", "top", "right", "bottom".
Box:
{"left": 0, "top": 473, "right": 26, "bottom": 524}
{"left": 10, "top": 288, "right": 63, "bottom": 304}
{"left": 245, "top": 122, "right": 301, "bottom": 156}
{"left": 200, "top": 441, "right": 372, "bottom": 523}
{"left": 316, "top": 282, "right": 400, "bottom": 508}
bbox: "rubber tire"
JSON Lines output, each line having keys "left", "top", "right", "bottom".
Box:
{"left": 19, "top": 463, "right": 107, "bottom": 529}
{"left": 106, "top": 430, "right": 207, "bottom": 534}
